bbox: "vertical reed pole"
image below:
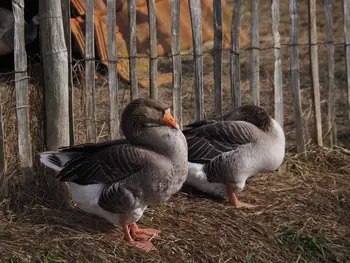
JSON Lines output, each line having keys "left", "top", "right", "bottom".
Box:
{"left": 61, "top": 0, "right": 74, "bottom": 146}
{"left": 85, "top": 0, "right": 96, "bottom": 143}
{"left": 324, "top": 0, "right": 336, "bottom": 146}
{"left": 171, "top": 0, "right": 182, "bottom": 127}
{"left": 308, "top": 0, "right": 323, "bottom": 146}
{"left": 128, "top": 0, "right": 138, "bottom": 100}
{"left": 345, "top": 0, "right": 350, "bottom": 128}
{"left": 289, "top": 0, "right": 306, "bottom": 152}
{"left": 189, "top": 0, "right": 204, "bottom": 121}
{"left": 231, "top": 0, "right": 241, "bottom": 109}
{"left": 271, "top": 0, "right": 283, "bottom": 127}
{"left": 147, "top": 0, "right": 158, "bottom": 99}
{"left": 107, "top": 0, "right": 119, "bottom": 139}
{"left": 12, "top": 0, "right": 33, "bottom": 183}
{"left": 213, "top": 0, "right": 222, "bottom": 117}
{"left": 250, "top": 0, "right": 260, "bottom": 106}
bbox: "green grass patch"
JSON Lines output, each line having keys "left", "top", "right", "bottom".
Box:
{"left": 279, "top": 229, "right": 342, "bottom": 263}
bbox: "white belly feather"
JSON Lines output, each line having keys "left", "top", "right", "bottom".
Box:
{"left": 67, "top": 182, "right": 145, "bottom": 225}
{"left": 186, "top": 162, "right": 227, "bottom": 197}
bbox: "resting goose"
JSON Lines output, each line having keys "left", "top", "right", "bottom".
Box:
{"left": 40, "top": 98, "right": 188, "bottom": 253}
{"left": 0, "top": 8, "right": 39, "bottom": 56}
{"left": 183, "top": 105, "right": 285, "bottom": 208}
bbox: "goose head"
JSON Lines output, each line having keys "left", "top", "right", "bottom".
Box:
{"left": 222, "top": 105, "right": 273, "bottom": 132}
{"left": 224, "top": 104, "right": 285, "bottom": 166}
{"left": 121, "top": 98, "right": 179, "bottom": 142}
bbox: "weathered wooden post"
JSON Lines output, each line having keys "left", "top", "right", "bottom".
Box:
{"left": 231, "top": 0, "right": 241, "bottom": 109}
{"left": 107, "top": 0, "right": 119, "bottom": 139}
{"left": 171, "top": 0, "right": 182, "bottom": 127}
{"left": 344, "top": 0, "right": 350, "bottom": 128}
{"left": 271, "top": 0, "right": 284, "bottom": 127}
{"left": 308, "top": 0, "right": 323, "bottom": 147}
{"left": 0, "top": 101, "right": 7, "bottom": 205}
{"left": 213, "top": 0, "right": 223, "bottom": 117}
{"left": 85, "top": 0, "right": 97, "bottom": 143}
{"left": 189, "top": 0, "right": 204, "bottom": 121}
{"left": 39, "top": 0, "right": 70, "bottom": 205}
{"left": 61, "top": 0, "right": 74, "bottom": 146}
{"left": 289, "top": 0, "right": 306, "bottom": 152}
{"left": 12, "top": 0, "right": 33, "bottom": 184}
{"left": 324, "top": 0, "right": 336, "bottom": 146}
{"left": 128, "top": 0, "right": 138, "bottom": 100}
{"left": 250, "top": 0, "right": 260, "bottom": 106}
{"left": 147, "top": 0, "right": 158, "bottom": 99}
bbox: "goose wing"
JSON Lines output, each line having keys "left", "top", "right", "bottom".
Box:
{"left": 58, "top": 142, "right": 150, "bottom": 186}
{"left": 183, "top": 121, "right": 258, "bottom": 163}
{"left": 58, "top": 138, "right": 128, "bottom": 153}
{"left": 58, "top": 142, "right": 158, "bottom": 214}
{"left": 182, "top": 119, "right": 217, "bottom": 130}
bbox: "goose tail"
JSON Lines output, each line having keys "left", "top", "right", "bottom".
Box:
{"left": 39, "top": 151, "right": 82, "bottom": 172}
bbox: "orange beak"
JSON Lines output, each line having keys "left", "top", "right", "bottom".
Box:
{"left": 162, "top": 110, "right": 178, "bottom": 129}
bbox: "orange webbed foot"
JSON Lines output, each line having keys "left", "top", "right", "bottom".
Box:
{"left": 122, "top": 222, "right": 159, "bottom": 254}
{"left": 226, "top": 184, "right": 258, "bottom": 209}
{"left": 130, "top": 223, "right": 161, "bottom": 241}
{"left": 232, "top": 199, "right": 258, "bottom": 209}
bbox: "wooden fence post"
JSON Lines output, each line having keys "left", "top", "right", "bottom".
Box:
{"left": 189, "top": 0, "right": 204, "bottom": 121}
{"left": 85, "top": 0, "right": 96, "bottom": 143}
{"left": 0, "top": 101, "right": 7, "bottom": 204}
{"left": 39, "top": 0, "right": 70, "bottom": 204}
{"left": 271, "top": 0, "right": 284, "bottom": 127}
{"left": 107, "top": 0, "right": 119, "bottom": 139}
{"left": 171, "top": 0, "right": 182, "bottom": 128}
{"left": 308, "top": 0, "right": 323, "bottom": 147}
{"left": 344, "top": 0, "right": 350, "bottom": 128}
{"left": 128, "top": 0, "right": 138, "bottom": 100}
{"left": 147, "top": 0, "right": 158, "bottom": 99}
{"left": 289, "top": 0, "right": 306, "bottom": 152}
{"left": 213, "top": 0, "right": 222, "bottom": 118}
{"left": 324, "top": 0, "right": 336, "bottom": 146}
{"left": 12, "top": 0, "right": 33, "bottom": 184}
{"left": 231, "top": 0, "right": 241, "bottom": 109}
{"left": 61, "top": 0, "right": 74, "bottom": 146}
{"left": 250, "top": 0, "right": 260, "bottom": 106}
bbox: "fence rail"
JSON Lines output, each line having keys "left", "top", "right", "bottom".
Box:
{"left": 0, "top": 0, "right": 350, "bottom": 196}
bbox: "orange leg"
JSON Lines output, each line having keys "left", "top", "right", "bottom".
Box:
{"left": 226, "top": 184, "right": 257, "bottom": 209}
{"left": 121, "top": 221, "right": 157, "bottom": 253}
{"left": 130, "top": 223, "right": 161, "bottom": 241}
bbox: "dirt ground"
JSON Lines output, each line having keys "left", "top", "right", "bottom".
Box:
{"left": 1, "top": 148, "right": 349, "bottom": 263}
{"left": 0, "top": 0, "right": 350, "bottom": 262}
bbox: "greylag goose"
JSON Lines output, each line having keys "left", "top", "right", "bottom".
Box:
{"left": 40, "top": 98, "right": 188, "bottom": 253}
{"left": 183, "top": 105, "right": 285, "bottom": 208}
{"left": 0, "top": 8, "right": 39, "bottom": 56}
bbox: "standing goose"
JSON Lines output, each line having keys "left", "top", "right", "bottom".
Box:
{"left": 40, "top": 98, "right": 188, "bottom": 253}
{"left": 0, "top": 8, "right": 39, "bottom": 56}
{"left": 183, "top": 105, "right": 285, "bottom": 208}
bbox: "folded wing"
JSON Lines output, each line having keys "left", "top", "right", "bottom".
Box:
{"left": 183, "top": 121, "right": 258, "bottom": 163}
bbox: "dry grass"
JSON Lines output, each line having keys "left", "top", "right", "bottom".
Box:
{"left": 0, "top": 0, "right": 350, "bottom": 262}
{"left": 0, "top": 147, "right": 349, "bottom": 263}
